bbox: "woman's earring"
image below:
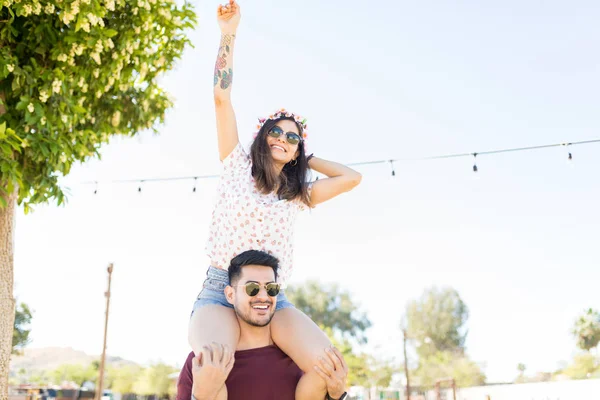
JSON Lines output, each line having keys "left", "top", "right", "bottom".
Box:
{"left": 290, "top": 159, "right": 298, "bottom": 166}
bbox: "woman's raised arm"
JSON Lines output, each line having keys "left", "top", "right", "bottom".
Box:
{"left": 214, "top": 0, "right": 241, "bottom": 161}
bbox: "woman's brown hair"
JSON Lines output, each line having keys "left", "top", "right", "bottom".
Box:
{"left": 249, "top": 117, "right": 311, "bottom": 207}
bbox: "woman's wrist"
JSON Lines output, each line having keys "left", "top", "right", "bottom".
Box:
{"left": 220, "top": 30, "right": 237, "bottom": 37}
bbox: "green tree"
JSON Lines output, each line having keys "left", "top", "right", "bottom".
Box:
{"left": 287, "top": 280, "right": 372, "bottom": 343}
{"left": 324, "top": 327, "right": 396, "bottom": 389}
{"left": 0, "top": 0, "right": 196, "bottom": 395}
{"left": 561, "top": 353, "right": 600, "bottom": 380}
{"left": 413, "top": 350, "right": 485, "bottom": 388}
{"left": 404, "top": 287, "right": 483, "bottom": 388}
{"left": 132, "top": 363, "right": 177, "bottom": 397}
{"left": 106, "top": 364, "right": 143, "bottom": 394}
{"left": 405, "top": 286, "right": 469, "bottom": 358}
{"left": 290, "top": 281, "right": 395, "bottom": 390}
{"left": 12, "top": 301, "right": 33, "bottom": 354}
{"left": 365, "top": 356, "right": 395, "bottom": 390}
{"left": 50, "top": 363, "right": 98, "bottom": 386}
{"left": 515, "top": 363, "right": 526, "bottom": 383}
{"left": 572, "top": 308, "right": 600, "bottom": 352}
{"left": 8, "top": 367, "right": 27, "bottom": 386}
{"left": 325, "top": 327, "right": 369, "bottom": 386}
{"left": 28, "top": 371, "right": 51, "bottom": 386}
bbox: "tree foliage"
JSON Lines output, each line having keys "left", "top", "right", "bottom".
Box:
{"left": 413, "top": 350, "right": 485, "bottom": 388}
{"left": 404, "top": 286, "right": 484, "bottom": 388}
{"left": 0, "top": 0, "right": 196, "bottom": 210}
{"left": 288, "top": 281, "right": 396, "bottom": 388}
{"left": 559, "top": 353, "right": 600, "bottom": 380}
{"left": 286, "top": 280, "right": 372, "bottom": 343}
{"left": 131, "top": 363, "right": 177, "bottom": 397}
{"left": 0, "top": 3, "right": 195, "bottom": 395}
{"left": 50, "top": 362, "right": 98, "bottom": 385}
{"left": 106, "top": 364, "right": 143, "bottom": 395}
{"left": 325, "top": 327, "right": 396, "bottom": 389}
{"left": 572, "top": 308, "right": 600, "bottom": 352}
{"left": 17, "top": 362, "right": 177, "bottom": 395}
{"left": 405, "top": 286, "right": 469, "bottom": 358}
{"left": 514, "top": 363, "right": 527, "bottom": 383}
{"left": 12, "top": 301, "right": 33, "bottom": 354}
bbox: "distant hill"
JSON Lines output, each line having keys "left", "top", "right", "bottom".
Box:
{"left": 10, "top": 347, "right": 138, "bottom": 373}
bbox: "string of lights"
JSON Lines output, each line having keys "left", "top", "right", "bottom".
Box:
{"left": 82, "top": 138, "right": 600, "bottom": 193}
{"left": 346, "top": 139, "right": 600, "bottom": 174}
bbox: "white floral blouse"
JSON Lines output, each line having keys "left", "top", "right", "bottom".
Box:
{"left": 205, "top": 143, "right": 309, "bottom": 286}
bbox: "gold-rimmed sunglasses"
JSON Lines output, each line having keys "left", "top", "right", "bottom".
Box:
{"left": 234, "top": 282, "right": 281, "bottom": 297}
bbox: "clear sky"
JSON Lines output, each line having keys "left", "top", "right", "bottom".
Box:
{"left": 12, "top": 0, "right": 600, "bottom": 383}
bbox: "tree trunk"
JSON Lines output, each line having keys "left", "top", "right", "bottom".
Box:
{"left": 0, "top": 187, "right": 17, "bottom": 400}
{"left": 0, "top": 88, "right": 16, "bottom": 400}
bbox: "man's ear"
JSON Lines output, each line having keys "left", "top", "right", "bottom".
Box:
{"left": 224, "top": 285, "right": 235, "bottom": 306}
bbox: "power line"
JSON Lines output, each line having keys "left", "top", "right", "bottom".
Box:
{"left": 81, "top": 138, "right": 600, "bottom": 189}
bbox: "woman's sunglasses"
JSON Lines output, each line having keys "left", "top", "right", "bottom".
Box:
{"left": 238, "top": 282, "right": 281, "bottom": 297}
{"left": 268, "top": 126, "right": 302, "bottom": 145}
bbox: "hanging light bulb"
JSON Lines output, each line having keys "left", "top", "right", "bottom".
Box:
{"left": 561, "top": 143, "right": 574, "bottom": 166}
{"left": 389, "top": 160, "right": 396, "bottom": 177}
{"left": 94, "top": 181, "right": 98, "bottom": 195}
{"left": 472, "top": 153, "right": 478, "bottom": 172}
{"left": 193, "top": 177, "right": 197, "bottom": 193}
{"left": 138, "top": 180, "right": 143, "bottom": 193}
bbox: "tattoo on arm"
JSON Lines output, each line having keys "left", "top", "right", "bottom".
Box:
{"left": 214, "top": 34, "right": 235, "bottom": 89}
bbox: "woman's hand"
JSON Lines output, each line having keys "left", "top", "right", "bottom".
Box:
{"left": 307, "top": 156, "right": 362, "bottom": 207}
{"left": 217, "top": 0, "right": 241, "bottom": 34}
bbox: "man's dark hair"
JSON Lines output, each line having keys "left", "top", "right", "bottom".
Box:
{"left": 228, "top": 250, "right": 279, "bottom": 285}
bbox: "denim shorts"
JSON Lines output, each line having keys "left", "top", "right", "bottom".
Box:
{"left": 191, "top": 266, "right": 295, "bottom": 316}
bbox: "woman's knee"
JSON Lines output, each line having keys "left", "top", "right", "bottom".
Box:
{"left": 188, "top": 304, "right": 239, "bottom": 353}
{"left": 290, "top": 339, "right": 334, "bottom": 373}
{"left": 271, "top": 308, "right": 332, "bottom": 370}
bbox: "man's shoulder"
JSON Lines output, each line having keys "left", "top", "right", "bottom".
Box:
{"left": 186, "top": 351, "right": 195, "bottom": 362}
{"left": 176, "top": 352, "right": 196, "bottom": 400}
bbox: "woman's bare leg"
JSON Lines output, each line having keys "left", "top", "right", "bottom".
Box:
{"left": 271, "top": 307, "right": 332, "bottom": 400}
{"left": 189, "top": 304, "right": 240, "bottom": 400}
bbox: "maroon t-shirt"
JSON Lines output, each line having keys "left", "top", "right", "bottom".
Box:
{"left": 176, "top": 345, "right": 303, "bottom": 400}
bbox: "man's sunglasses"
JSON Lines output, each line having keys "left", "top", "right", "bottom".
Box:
{"left": 237, "top": 282, "right": 281, "bottom": 297}
{"left": 268, "top": 126, "right": 302, "bottom": 145}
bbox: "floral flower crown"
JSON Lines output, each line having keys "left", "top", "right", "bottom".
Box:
{"left": 253, "top": 108, "right": 308, "bottom": 142}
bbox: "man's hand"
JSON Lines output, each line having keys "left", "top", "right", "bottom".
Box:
{"left": 192, "top": 342, "right": 235, "bottom": 400}
{"left": 313, "top": 346, "right": 348, "bottom": 400}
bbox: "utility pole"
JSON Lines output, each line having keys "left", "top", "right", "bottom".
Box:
{"left": 95, "top": 263, "right": 114, "bottom": 400}
{"left": 403, "top": 329, "right": 410, "bottom": 400}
